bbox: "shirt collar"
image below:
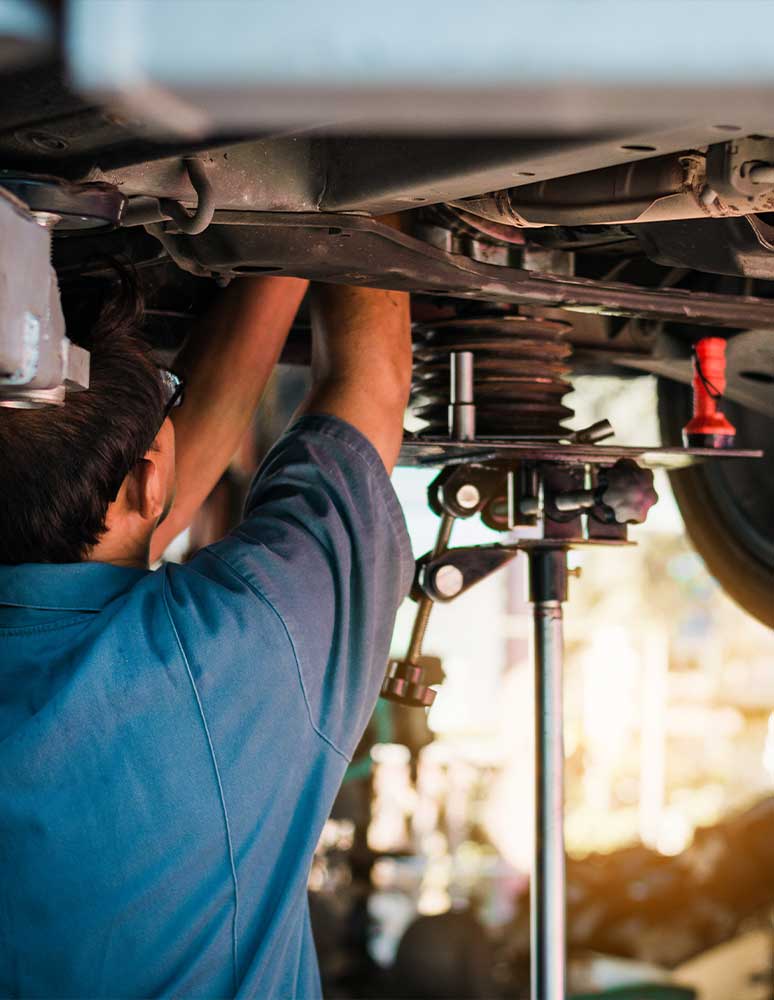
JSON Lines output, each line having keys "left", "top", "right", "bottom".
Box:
{"left": 0, "top": 562, "right": 150, "bottom": 612}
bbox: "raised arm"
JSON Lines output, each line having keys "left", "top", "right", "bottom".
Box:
{"left": 179, "top": 283, "right": 415, "bottom": 762}
{"left": 303, "top": 284, "right": 412, "bottom": 473}
{"left": 150, "top": 275, "right": 308, "bottom": 561}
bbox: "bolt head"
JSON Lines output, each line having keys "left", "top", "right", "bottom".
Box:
{"left": 432, "top": 564, "right": 464, "bottom": 598}
{"left": 455, "top": 483, "right": 480, "bottom": 510}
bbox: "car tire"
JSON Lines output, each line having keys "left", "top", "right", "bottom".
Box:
{"left": 657, "top": 377, "right": 774, "bottom": 629}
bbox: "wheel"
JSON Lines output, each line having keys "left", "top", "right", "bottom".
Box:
{"left": 658, "top": 378, "right": 774, "bottom": 628}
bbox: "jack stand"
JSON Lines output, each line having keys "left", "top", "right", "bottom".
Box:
{"left": 389, "top": 342, "right": 760, "bottom": 1000}
{"left": 529, "top": 547, "right": 568, "bottom": 1000}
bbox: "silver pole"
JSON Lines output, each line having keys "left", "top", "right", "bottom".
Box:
{"left": 405, "top": 513, "right": 455, "bottom": 665}
{"left": 530, "top": 549, "right": 567, "bottom": 1000}
{"left": 448, "top": 350, "right": 476, "bottom": 441}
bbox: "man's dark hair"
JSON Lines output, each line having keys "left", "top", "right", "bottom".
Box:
{"left": 0, "top": 268, "right": 167, "bottom": 564}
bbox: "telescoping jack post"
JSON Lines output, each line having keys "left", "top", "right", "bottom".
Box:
{"left": 528, "top": 547, "right": 569, "bottom": 1000}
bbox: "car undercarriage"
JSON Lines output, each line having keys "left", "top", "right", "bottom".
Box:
{"left": 1, "top": 4, "right": 773, "bottom": 629}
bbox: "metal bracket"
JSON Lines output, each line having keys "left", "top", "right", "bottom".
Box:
{"left": 415, "top": 544, "right": 519, "bottom": 602}
{"left": 0, "top": 186, "right": 89, "bottom": 407}
{"left": 706, "top": 135, "right": 774, "bottom": 209}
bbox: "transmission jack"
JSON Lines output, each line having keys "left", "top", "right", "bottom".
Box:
{"left": 383, "top": 313, "right": 760, "bottom": 1000}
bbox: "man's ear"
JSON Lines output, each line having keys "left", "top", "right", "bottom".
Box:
{"left": 124, "top": 450, "right": 165, "bottom": 522}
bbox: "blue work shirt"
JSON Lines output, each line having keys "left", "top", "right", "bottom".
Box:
{"left": 0, "top": 415, "right": 413, "bottom": 999}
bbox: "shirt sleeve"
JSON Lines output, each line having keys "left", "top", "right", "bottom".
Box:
{"left": 194, "top": 413, "right": 414, "bottom": 760}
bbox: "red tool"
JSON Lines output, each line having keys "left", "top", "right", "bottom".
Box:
{"left": 682, "top": 337, "right": 736, "bottom": 448}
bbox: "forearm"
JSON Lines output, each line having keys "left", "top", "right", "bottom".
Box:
{"left": 303, "top": 284, "right": 412, "bottom": 472}
{"left": 151, "top": 275, "right": 308, "bottom": 559}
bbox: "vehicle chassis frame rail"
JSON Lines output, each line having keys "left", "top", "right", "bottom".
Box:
{"left": 157, "top": 212, "right": 774, "bottom": 328}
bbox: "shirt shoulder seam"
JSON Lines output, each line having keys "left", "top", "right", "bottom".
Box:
{"left": 205, "top": 548, "right": 352, "bottom": 763}
{"left": 161, "top": 570, "right": 241, "bottom": 992}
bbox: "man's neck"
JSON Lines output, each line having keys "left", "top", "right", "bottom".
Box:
{"left": 88, "top": 532, "right": 152, "bottom": 570}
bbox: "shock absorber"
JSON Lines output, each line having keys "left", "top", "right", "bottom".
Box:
{"left": 389, "top": 306, "right": 577, "bottom": 705}
{"left": 411, "top": 308, "right": 574, "bottom": 439}
{"left": 682, "top": 336, "right": 736, "bottom": 448}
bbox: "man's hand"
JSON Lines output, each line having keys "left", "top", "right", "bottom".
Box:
{"left": 303, "top": 284, "right": 412, "bottom": 473}
{"left": 150, "top": 276, "right": 308, "bottom": 562}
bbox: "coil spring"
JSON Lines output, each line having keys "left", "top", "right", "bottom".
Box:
{"left": 411, "top": 312, "right": 574, "bottom": 438}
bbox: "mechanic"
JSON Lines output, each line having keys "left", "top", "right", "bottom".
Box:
{"left": 0, "top": 274, "right": 414, "bottom": 998}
